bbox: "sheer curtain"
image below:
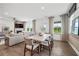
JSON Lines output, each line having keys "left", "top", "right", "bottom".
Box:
{"left": 60, "top": 14, "right": 69, "bottom": 41}
{"left": 32, "top": 20, "right": 36, "bottom": 34}
{"left": 48, "top": 16, "right": 54, "bottom": 35}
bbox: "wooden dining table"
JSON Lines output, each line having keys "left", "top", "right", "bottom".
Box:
{"left": 24, "top": 34, "right": 52, "bottom": 54}
{"left": 24, "top": 35, "right": 46, "bottom": 42}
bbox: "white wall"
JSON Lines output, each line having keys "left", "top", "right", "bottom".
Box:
{"left": 0, "top": 4, "right": 15, "bottom": 33}
{"left": 0, "top": 17, "right": 15, "bottom": 33}
{"left": 36, "top": 17, "right": 49, "bottom": 33}
{"left": 0, "top": 6, "right": 4, "bottom": 32}
{"left": 0, "top": 5, "right": 4, "bottom": 17}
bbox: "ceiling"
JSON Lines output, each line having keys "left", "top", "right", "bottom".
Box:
{"left": 1, "top": 3, "right": 71, "bottom": 20}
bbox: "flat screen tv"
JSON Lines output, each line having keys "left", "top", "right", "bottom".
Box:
{"left": 15, "top": 24, "right": 24, "bottom": 28}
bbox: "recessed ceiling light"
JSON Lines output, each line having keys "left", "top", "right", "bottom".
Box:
{"left": 41, "top": 6, "right": 45, "bottom": 10}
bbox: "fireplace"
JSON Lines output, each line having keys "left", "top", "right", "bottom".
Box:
{"left": 17, "top": 30, "right": 22, "bottom": 33}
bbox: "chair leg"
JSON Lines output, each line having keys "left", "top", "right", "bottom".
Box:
{"left": 31, "top": 50, "right": 33, "bottom": 56}
{"left": 49, "top": 45, "right": 51, "bottom": 56}
{"left": 38, "top": 46, "right": 40, "bottom": 54}
{"left": 24, "top": 47, "right": 26, "bottom": 56}
{"left": 24, "top": 44, "right": 26, "bottom": 56}
{"left": 51, "top": 44, "right": 53, "bottom": 50}
{"left": 40, "top": 44, "right": 41, "bottom": 52}
{"left": 40, "top": 45, "right": 44, "bottom": 51}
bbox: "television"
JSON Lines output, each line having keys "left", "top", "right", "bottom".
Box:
{"left": 15, "top": 24, "right": 24, "bottom": 28}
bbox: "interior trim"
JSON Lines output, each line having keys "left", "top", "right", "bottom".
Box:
{"left": 68, "top": 41, "right": 79, "bottom": 56}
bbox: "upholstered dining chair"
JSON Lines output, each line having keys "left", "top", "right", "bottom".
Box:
{"left": 24, "top": 38, "right": 40, "bottom": 56}
{"left": 40, "top": 35, "right": 53, "bottom": 56}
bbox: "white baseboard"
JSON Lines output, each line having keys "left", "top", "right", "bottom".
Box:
{"left": 68, "top": 41, "right": 79, "bottom": 56}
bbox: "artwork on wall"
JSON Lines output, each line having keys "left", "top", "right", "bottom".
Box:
{"left": 41, "top": 24, "right": 46, "bottom": 33}
{"left": 2, "top": 26, "right": 9, "bottom": 33}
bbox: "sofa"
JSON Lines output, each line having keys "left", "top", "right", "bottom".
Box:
{"left": 0, "top": 32, "right": 5, "bottom": 40}
{"left": 6, "top": 33, "right": 24, "bottom": 46}
{"left": 6, "top": 32, "right": 36, "bottom": 46}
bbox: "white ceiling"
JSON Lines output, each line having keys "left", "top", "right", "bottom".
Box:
{"left": 1, "top": 3, "right": 71, "bottom": 20}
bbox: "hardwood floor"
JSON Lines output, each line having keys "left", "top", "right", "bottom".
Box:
{"left": 0, "top": 41, "right": 77, "bottom": 56}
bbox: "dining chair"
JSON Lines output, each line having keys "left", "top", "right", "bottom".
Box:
{"left": 40, "top": 35, "right": 53, "bottom": 56}
{"left": 24, "top": 38, "right": 40, "bottom": 56}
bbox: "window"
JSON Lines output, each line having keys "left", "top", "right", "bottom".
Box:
{"left": 27, "top": 28, "right": 32, "bottom": 32}
{"left": 25, "top": 21, "right": 32, "bottom": 32}
{"left": 53, "top": 21, "right": 62, "bottom": 34}
{"left": 72, "top": 16, "right": 79, "bottom": 35}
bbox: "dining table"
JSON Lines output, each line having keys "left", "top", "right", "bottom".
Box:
{"left": 24, "top": 34, "right": 51, "bottom": 53}
{"left": 24, "top": 34, "right": 46, "bottom": 42}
